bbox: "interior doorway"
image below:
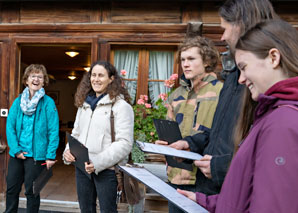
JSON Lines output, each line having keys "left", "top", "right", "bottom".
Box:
{"left": 19, "top": 43, "right": 91, "bottom": 203}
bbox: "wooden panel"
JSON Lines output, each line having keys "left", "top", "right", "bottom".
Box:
{"left": 100, "top": 1, "right": 111, "bottom": 23}
{"left": 19, "top": 3, "right": 100, "bottom": 23}
{"left": 98, "top": 40, "right": 110, "bottom": 62}
{"left": 201, "top": 2, "right": 221, "bottom": 24}
{"left": 0, "top": 40, "right": 10, "bottom": 194}
{"left": 274, "top": 2, "right": 298, "bottom": 25}
{"left": 111, "top": 2, "right": 181, "bottom": 23}
{"left": 0, "top": 3, "right": 20, "bottom": 23}
{"left": 9, "top": 39, "right": 20, "bottom": 106}
{"left": 0, "top": 23, "right": 187, "bottom": 34}
{"left": 181, "top": 2, "right": 202, "bottom": 23}
{"left": 202, "top": 25, "right": 224, "bottom": 44}
{"left": 136, "top": 49, "right": 149, "bottom": 99}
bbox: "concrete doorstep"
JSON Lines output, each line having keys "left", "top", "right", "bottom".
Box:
{"left": 19, "top": 198, "right": 81, "bottom": 212}
{"left": 0, "top": 196, "right": 167, "bottom": 213}
{"left": 0, "top": 198, "right": 130, "bottom": 213}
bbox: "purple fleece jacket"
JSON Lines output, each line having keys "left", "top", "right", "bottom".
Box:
{"left": 196, "top": 77, "right": 298, "bottom": 213}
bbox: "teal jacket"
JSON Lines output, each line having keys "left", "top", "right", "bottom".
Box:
{"left": 6, "top": 95, "right": 59, "bottom": 160}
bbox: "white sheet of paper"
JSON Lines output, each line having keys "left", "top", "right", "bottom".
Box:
{"left": 136, "top": 141, "right": 203, "bottom": 160}
{"left": 119, "top": 165, "right": 208, "bottom": 213}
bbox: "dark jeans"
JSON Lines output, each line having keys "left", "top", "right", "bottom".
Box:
{"left": 168, "top": 182, "right": 197, "bottom": 213}
{"left": 75, "top": 167, "right": 118, "bottom": 213}
{"left": 5, "top": 157, "right": 44, "bottom": 213}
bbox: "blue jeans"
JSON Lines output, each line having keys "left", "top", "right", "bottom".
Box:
{"left": 5, "top": 157, "right": 44, "bottom": 213}
{"left": 168, "top": 182, "right": 197, "bottom": 213}
{"left": 75, "top": 167, "right": 118, "bottom": 213}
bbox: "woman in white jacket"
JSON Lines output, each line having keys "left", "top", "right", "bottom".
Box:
{"left": 63, "top": 61, "right": 134, "bottom": 213}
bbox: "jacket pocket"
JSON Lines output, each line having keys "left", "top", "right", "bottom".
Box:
{"left": 86, "top": 132, "right": 105, "bottom": 155}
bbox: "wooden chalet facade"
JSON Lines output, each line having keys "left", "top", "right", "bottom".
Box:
{"left": 0, "top": 0, "right": 297, "bottom": 205}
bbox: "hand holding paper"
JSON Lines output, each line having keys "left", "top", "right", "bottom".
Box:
{"left": 136, "top": 141, "right": 202, "bottom": 161}
{"left": 177, "top": 189, "right": 196, "bottom": 202}
{"left": 195, "top": 155, "right": 212, "bottom": 179}
{"left": 169, "top": 140, "right": 190, "bottom": 150}
{"left": 155, "top": 140, "right": 169, "bottom": 146}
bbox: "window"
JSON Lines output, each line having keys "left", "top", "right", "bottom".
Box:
{"left": 111, "top": 45, "right": 179, "bottom": 104}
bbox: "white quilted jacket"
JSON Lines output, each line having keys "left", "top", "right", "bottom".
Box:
{"left": 64, "top": 95, "right": 134, "bottom": 174}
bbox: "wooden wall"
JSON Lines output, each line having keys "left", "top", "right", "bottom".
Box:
{"left": 1, "top": 1, "right": 297, "bottom": 25}
{"left": 0, "top": 0, "right": 297, "bottom": 195}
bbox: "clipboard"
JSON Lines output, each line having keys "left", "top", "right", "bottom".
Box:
{"left": 153, "top": 119, "right": 182, "bottom": 143}
{"left": 67, "top": 132, "right": 91, "bottom": 179}
{"left": 153, "top": 119, "right": 193, "bottom": 171}
{"left": 118, "top": 165, "right": 208, "bottom": 213}
{"left": 136, "top": 141, "right": 202, "bottom": 161}
{"left": 33, "top": 167, "right": 53, "bottom": 197}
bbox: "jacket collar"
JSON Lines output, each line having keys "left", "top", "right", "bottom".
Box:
{"left": 82, "top": 94, "right": 118, "bottom": 109}
{"left": 179, "top": 72, "right": 218, "bottom": 91}
{"left": 265, "top": 76, "right": 298, "bottom": 101}
{"left": 255, "top": 77, "right": 298, "bottom": 119}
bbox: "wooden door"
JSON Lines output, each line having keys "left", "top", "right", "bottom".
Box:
{"left": 0, "top": 40, "right": 11, "bottom": 195}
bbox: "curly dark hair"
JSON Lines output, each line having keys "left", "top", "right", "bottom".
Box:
{"left": 178, "top": 36, "right": 219, "bottom": 73}
{"left": 74, "top": 61, "right": 131, "bottom": 107}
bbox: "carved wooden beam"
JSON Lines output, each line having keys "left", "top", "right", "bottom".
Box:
{"left": 186, "top": 22, "right": 202, "bottom": 37}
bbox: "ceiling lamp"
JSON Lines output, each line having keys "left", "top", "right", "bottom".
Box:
{"left": 68, "top": 75, "right": 77, "bottom": 80}
{"left": 84, "top": 67, "right": 90, "bottom": 72}
{"left": 65, "top": 51, "right": 79, "bottom": 57}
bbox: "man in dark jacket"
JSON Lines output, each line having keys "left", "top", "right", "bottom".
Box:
{"left": 169, "top": 0, "right": 278, "bottom": 195}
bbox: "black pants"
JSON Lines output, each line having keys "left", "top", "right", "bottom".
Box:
{"left": 75, "top": 167, "right": 118, "bottom": 213}
{"left": 5, "top": 157, "right": 44, "bottom": 213}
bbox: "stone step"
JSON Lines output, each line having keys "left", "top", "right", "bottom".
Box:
{"left": 15, "top": 196, "right": 168, "bottom": 212}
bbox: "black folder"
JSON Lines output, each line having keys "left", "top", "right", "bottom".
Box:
{"left": 67, "top": 132, "right": 91, "bottom": 179}
{"left": 33, "top": 167, "right": 53, "bottom": 197}
{"left": 153, "top": 119, "right": 193, "bottom": 171}
{"left": 153, "top": 119, "right": 182, "bottom": 143}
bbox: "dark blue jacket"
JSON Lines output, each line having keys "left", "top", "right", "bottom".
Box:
{"left": 184, "top": 68, "right": 244, "bottom": 195}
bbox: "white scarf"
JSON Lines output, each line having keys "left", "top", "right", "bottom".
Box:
{"left": 20, "top": 87, "right": 45, "bottom": 115}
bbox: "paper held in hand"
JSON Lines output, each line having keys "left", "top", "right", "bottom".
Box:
{"left": 136, "top": 140, "right": 203, "bottom": 161}
{"left": 118, "top": 165, "right": 208, "bottom": 213}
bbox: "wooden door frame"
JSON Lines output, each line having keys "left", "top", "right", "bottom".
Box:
{"left": 8, "top": 36, "right": 99, "bottom": 106}
{"left": 0, "top": 35, "right": 100, "bottom": 196}
{"left": 0, "top": 39, "right": 11, "bottom": 197}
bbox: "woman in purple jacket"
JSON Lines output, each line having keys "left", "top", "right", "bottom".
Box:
{"left": 178, "top": 19, "right": 298, "bottom": 213}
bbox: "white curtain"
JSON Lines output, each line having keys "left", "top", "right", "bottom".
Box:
{"left": 148, "top": 51, "right": 174, "bottom": 105}
{"left": 114, "top": 50, "right": 139, "bottom": 104}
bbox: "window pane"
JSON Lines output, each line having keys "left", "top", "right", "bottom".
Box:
{"left": 114, "top": 50, "right": 139, "bottom": 104}
{"left": 148, "top": 51, "right": 174, "bottom": 105}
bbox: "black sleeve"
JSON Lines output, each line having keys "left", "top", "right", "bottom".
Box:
{"left": 210, "top": 153, "right": 233, "bottom": 188}
{"left": 183, "top": 131, "right": 210, "bottom": 155}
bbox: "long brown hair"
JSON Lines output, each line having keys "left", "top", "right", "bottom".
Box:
{"left": 233, "top": 88, "right": 258, "bottom": 153}
{"left": 233, "top": 20, "right": 298, "bottom": 152}
{"left": 236, "top": 20, "right": 298, "bottom": 78}
{"left": 219, "top": 0, "right": 279, "bottom": 36}
{"left": 74, "top": 61, "right": 131, "bottom": 107}
{"left": 219, "top": 0, "right": 279, "bottom": 154}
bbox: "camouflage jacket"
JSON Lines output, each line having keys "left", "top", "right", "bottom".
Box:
{"left": 166, "top": 73, "right": 223, "bottom": 185}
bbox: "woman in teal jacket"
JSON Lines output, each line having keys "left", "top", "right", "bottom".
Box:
{"left": 5, "top": 64, "right": 59, "bottom": 213}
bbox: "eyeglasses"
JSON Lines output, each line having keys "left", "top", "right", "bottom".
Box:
{"left": 29, "top": 75, "right": 44, "bottom": 81}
